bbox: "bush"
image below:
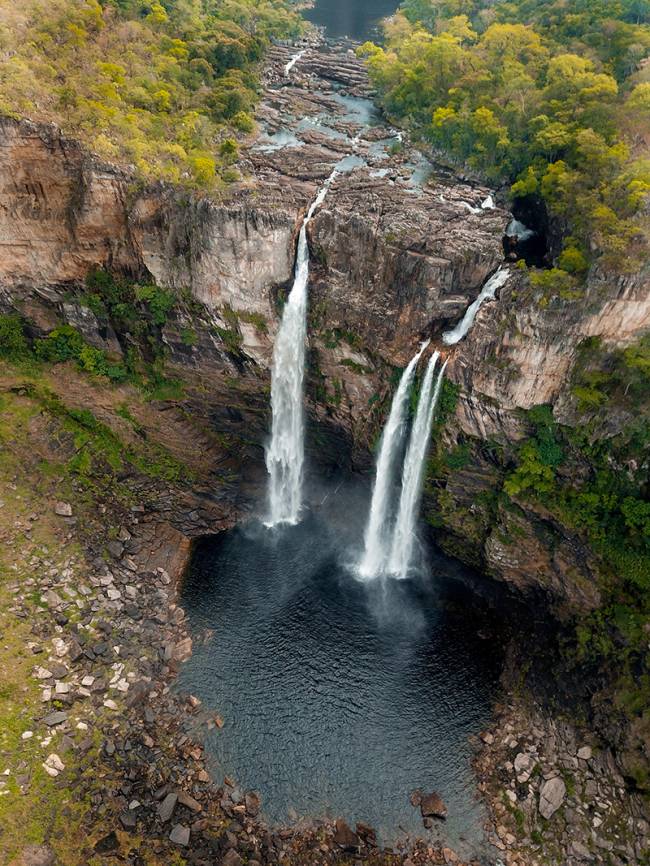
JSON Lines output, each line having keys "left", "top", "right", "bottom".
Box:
{"left": 36, "top": 325, "right": 127, "bottom": 381}
{"left": 0, "top": 315, "right": 30, "bottom": 360}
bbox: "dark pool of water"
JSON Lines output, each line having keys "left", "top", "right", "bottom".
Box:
{"left": 178, "top": 506, "right": 504, "bottom": 858}
{"left": 304, "top": 0, "right": 399, "bottom": 40}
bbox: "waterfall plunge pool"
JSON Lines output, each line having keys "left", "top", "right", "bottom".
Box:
{"left": 177, "top": 495, "right": 506, "bottom": 858}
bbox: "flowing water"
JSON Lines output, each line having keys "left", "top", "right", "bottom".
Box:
{"left": 266, "top": 169, "right": 339, "bottom": 526}
{"left": 442, "top": 268, "right": 510, "bottom": 346}
{"left": 387, "top": 356, "right": 447, "bottom": 579}
{"left": 178, "top": 504, "right": 504, "bottom": 856}
{"left": 357, "top": 341, "right": 429, "bottom": 579}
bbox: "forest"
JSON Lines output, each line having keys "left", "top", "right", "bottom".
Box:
{"left": 0, "top": 0, "right": 301, "bottom": 188}
{"left": 359, "top": 0, "right": 650, "bottom": 275}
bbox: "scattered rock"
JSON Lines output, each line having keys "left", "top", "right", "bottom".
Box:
{"left": 245, "top": 791, "right": 260, "bottom": 816}
{"left": 514, "top": 752, "right": 535, "bottom": 782}
{"left": 420, "top": 791, "right": 448, "bottom": 820}
{"left": 173, "top": 637, "right": 193, "bottom": 661}
{"left": 17, "top": 845, "right": 55, "bottom": 866}
{"left": 158, "top": 792, "right": 178, "bottom": 823}
{"left": 42, "top": 710, "right": 67, "bottom": 727}
{"left": 169, "top": 824, "right": 190, "bottom": 847}
{"left": 54, "top": 502, "right": 72, "bottom": 517}
{"left": 577, "top": 745, "right": 592, "bottom": 761}
{"left": 570, "top": 840, "right": 594, "bottom": 860}
{"left": 177, "top": 790, "right": 202, "bottom": 813}
{"left": 221, "top": 850, "right": 243, "bottom": 866}
{"left": 42, "top": 754, "right": 65, "bottom": 777}
{"left": 106, "top": 540, "right": 124, "bottom": 559}
{"left": 94, "top": 832, "right": 119, "bottom": 854}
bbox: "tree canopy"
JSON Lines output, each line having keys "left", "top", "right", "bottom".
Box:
{"left": 0, "top": 0, "right": 301, "bottom": 189}
{"left": 359, "top": 0, "right": 650, "bottom": 271}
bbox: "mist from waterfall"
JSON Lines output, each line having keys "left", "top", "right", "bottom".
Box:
{"left": 442, "top": 267, "right": 510, "bottom": 346}
{"left": 265, "top": 169, "right": 338, "bottom": 527}
{"left": 357, "top": 341, "right": 429, "bottom": 579}
{"left": 387, "top": 355, "right": 448, "bottom": 579}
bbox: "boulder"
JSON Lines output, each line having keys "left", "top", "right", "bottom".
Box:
{"left": 539, "top": 776, "right": 566, "bottom": 819}
{"left": 420, "top": 791, "right": 448, "bottom": 819}
{"left": 333, "top": 819, "right": 360, "bottom": 851}
{"left": 245, "top": 791, "right": 261, "bottom": 816}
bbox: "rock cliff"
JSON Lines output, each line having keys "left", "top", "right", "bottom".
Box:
{"left": 1, "top": 39, "right": 647, "bottom": 611}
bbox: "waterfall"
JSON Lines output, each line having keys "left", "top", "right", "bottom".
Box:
{"left": 357, "top": 341, "right": 429, "bottom": 579}
{"left": 387, "top": 355, "right": 448, "bottom": 579}
{"left": 285, "top": 49, "right": 307, "bottom": 76}
{"left": 442, "top": 267, "right": 510, "bottom": 346}
{"left": 265, "top": 169, "right": 338, "bottom": 526}
{"left": 506, "top": 218, "right": 535, "bottom": 241}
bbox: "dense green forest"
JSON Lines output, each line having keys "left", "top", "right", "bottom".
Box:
{"left": 0, "top": 0, "right": 301, "bottom": 188}
{"left": 359, "top": 0, "right": 650, "bottom": 274}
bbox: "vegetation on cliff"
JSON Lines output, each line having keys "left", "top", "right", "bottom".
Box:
{"left": 0, "top": 0, "right": 301, "bottom": 188}
{"left": 426, "top": 334, "right": 650, "bottom": 787}
{"left": 359, "top": 0, "right": 650, "bottom": 272}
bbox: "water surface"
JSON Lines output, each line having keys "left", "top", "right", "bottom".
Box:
{"left": 178, "top": 510, "right": 503, "bottom": 857}
{"left": 305, "top": 0, "right": 398, "bottom": 40}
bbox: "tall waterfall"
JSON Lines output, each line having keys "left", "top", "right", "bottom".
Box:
{"left": 265, "top": 170, "right": 338, "bottom": 526}
{"left": 387, "top": 355, "right": 448, "bottom": 578}
{"left": 442, "top": 267, "right": 510, "bottom": 346}
{"left": 357, "top": 341, "right": 429, "bottom": 579}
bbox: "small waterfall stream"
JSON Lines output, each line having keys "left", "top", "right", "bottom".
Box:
{"left": 284, "top": 49, "right": 307, "bottom": 76}
{"left": 266, "top": 169, "right": 338, "bottom": 526}
{"left": 387, "top": 355, "right": 448, "bottom": 578}
{"left": 442, "top": 267, "right": 510, "bottom": 346}
{"left": 357, "top": 341, "right": 429, "bottom": 578}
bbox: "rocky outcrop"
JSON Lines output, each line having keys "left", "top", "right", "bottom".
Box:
{"left": 450, "top": 265, "right": 650, "bottom": 443}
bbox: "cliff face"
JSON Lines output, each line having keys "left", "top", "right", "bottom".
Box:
{"left": 452, "top": 266, "right": 650, "bottom": 442}
{"left": 1, "top": 42, "right": 648, "bottom": 617}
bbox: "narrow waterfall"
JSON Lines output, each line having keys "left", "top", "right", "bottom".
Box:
{"left": 265, "top": 170, "right": 338, "bottom": 526}
{"left": 387, "top": 355, "right": 448, "bottom": 579}
{"left": 284, "top": 49, "right": 307, "bottom": 76}
{"left": 442, "top": 267, "right": 510, "bottom": 346}
{"left": 357, "top": 341, "right": 429, "bottom": 579}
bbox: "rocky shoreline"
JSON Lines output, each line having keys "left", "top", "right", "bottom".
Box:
{"left": 0, "top": 414, "right": 481, "bottom": 866}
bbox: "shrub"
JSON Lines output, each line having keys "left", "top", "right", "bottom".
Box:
{"left": 0, "top": 315, "right": 30, "bottom": 360}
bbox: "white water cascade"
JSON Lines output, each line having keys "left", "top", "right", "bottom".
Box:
{"left": 506, "top": 218, "right": 535, "bottom": 241}
{"left": 357, "top": 341, "right": 429, "bottom": 579}
{"left": 442, "top": 267, "right": 510, "bottom": 346}
{"left": 387, "top": 354, "right": 448, "bottom": 578}
{"left": 265, "top": 169, "right": 338, "bottom": 526}
{"left": 284, "top": 49, "right": 307, "bottom": 76}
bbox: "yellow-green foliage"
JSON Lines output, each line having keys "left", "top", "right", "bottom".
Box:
{"left": 0, "top": 0, "right": 301, "bottom": 188}
{"left": 359, "top": 0, "right": 650, "bottom": 270}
